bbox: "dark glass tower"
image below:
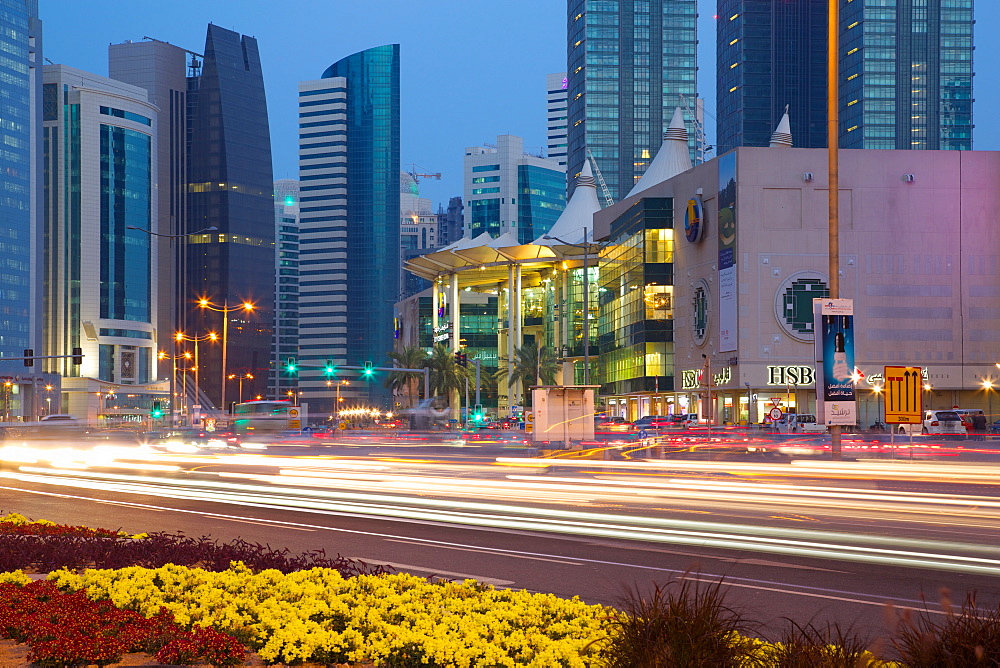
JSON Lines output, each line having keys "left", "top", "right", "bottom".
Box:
{"left": 567, "top": 0, "right": 698, "bottom": 201}
{"left": 841, "top": 0, "right": 973, "bottom": 150}
{"left": 716, "top": 0, "right": 828, "bottom": 154}
{"left": 717, "top": 0, "right": 973, "bottom": 152}
{"left": 185, "top": 25, "right": 275, "bottom": 410}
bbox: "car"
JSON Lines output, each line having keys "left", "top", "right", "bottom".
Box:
{"left": 774, "top": 414, "right": 827, "bottom": 434}
{"left": 39, "top": 414, "right": 78, "bottom": 423}
{"left": 595, "top": 416, "right": 632, "bottom": 432}
{"left": 922, "top": 409, "right": 966, "bottom": 436}
{"left": 633, "top": 416, "right": 671, "bottom": 433}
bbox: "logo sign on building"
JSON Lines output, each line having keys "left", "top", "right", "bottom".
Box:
{"left": 684, "top": 195, "right": 705, "bottom": 243}
{"left": 883, "top": 366, "right": 923, "bottom": 424}
{"left": 766, "top": 365, "right": 815, "bottom": 386}
{"left": 814, "top": 299, "right": 856, "bottom": 426}
{"left": 717, "top": 152, "right": 738, "bottom": 352}
{"left": 681, "top": 369, "right": 700, "bottom": 390}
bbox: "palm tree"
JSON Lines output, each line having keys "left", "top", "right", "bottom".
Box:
{"left": 424, "top": 344, "right": 474, "bottom": 420}
{"left": 385, "top": 345, "right": 428, "bottom": 408}
{"left": 495, "top": 344, "right": 560, "bottom": 408}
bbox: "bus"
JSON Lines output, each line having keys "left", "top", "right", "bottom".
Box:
{"left": 231, "top": 400, "right": 299, "bottom": 435}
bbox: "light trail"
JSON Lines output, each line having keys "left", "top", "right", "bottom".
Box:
{"left": 5, "top": 464, "right": 1000, "bottom": 576}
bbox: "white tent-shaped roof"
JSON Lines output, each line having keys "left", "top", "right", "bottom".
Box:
{"left": 625, "top": 107, "right": 693, "bottom": 199}
{"left": 769, "top": 106, "right": 793, "bottom": 147}
{"left": 532, "top": 160, "right": 602, "bottom": 247}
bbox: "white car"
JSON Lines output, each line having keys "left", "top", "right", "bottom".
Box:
{"left": 774, "top": 414, "right": 827, "bottom": 434}
{"left": 922, "top": 410, "right": 967, "bottom": 436}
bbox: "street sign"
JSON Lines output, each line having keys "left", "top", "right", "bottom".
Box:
{"left": 884, "top": 366, "right": 922, "bottom": 424}
{"left": 769, "top": 397, "right": 782, "bottom": 407}
{"left": 769, "top": 407, "right": 783, "bottom": 421}
{"left": 526, "top": 412, "right": 534, "bottom": 423}
{"left": 338, "top": 422, "right": 346, "bottom": 430}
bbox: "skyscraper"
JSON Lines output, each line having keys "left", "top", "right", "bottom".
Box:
{"left": 272, "top": 180, "right": 300, "bottom": 401}
{"left": 546, "top": 72, "right": 568, "bottom": 166}
{"left": 109, "top": 38, "right": 191, "bottom": 366}
{"left": 42, "top": 65, "right": 161, "bottom": 420}
{"left": 297, "top": 45, "right": 400, "bottom": 408}
{"left": 463, "top": 134, "right": 565, "bottom": 245}
{"left": 841, "top": 0, "right": 973, "bottom": 150}
{"left": 185, "top": 25, "right": 274, "bottom": 410}
{"left": 566, "top": 0, "right": 699, "bottom": 201}
{"left": 716, "top": 0, "right": 974, "bottom": 152}
{"left": 716, "top": 1, "right": 828, "bottom": 154}
{"left": 0, "top": 0, "right": 41, "bottom": 380}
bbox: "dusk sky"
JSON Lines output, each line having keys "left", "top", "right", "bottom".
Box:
{"left": 44, "top": 1, "right": 997, "bottom": 209}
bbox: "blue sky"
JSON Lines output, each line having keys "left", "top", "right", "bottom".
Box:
{"left": 44, "top": 1, "right": 995, "bottom": 209}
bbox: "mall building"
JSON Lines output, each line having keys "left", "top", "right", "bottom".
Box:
{"left": 598, "top": 115, "right": 1000, "bottom": 425}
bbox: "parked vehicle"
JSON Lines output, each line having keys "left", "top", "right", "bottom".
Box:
{"left": 633, "top": 416, "right": 671, "bottom": 433}
{"left": 774, "top": 414, "right": 827, "bottom": 434}
{"left": 922, "top": 409, "right": 966, "bottom": 436}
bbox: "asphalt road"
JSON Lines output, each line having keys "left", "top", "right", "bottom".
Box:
{"left": 1, "top": 437, "right": 999, "bottom": 641}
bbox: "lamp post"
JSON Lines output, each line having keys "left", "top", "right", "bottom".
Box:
{"left": 175, "top": 331, "right": 218, "bottom": 423}
{"left": 872, "top": 385, "right": 883, "bottom": 428}
{"left": 228, "top": 372, "right": 254, "bottom": 404}
{"left": 542, "top": 228, "right": 605, "bottom": 386}
{"left": 197, "top": 299, "right": 255, "bottom": 417}
{"left": 44, "top": 385, "right": 52, "bottom": 416}
{"left": 983, "top": 380, "right": 994, "bottom": 424}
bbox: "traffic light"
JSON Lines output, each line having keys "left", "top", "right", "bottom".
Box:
{"left": 363, "top": 361, "right": 374, "bottom": 377}
{"left": 150, "top": 400, "right": 164, "bottom": 419}
{"left": 473, "top": 403, "right": 484, "bottom": 422}
{"left": 324, "top": 359, "right": 335, "bottom": 376}
{"left": 71, "top": 347, "right": 83, "bottom": 365}
{"left": 285, "top": 357, "right": 297, "bottom": 375}
{"left": 23, "top": 349, "right": 32, "bottom": 368}
{"left": 454, "top": 352, "right": 468, "bottom": 368}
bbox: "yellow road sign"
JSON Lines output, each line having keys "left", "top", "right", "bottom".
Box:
{"left": 884, "top": 366, "right": 922, "bottom": 424}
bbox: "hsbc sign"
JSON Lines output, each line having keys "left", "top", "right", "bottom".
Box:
{"left": 766, "top": 365, "right": 815, "bottom": 387}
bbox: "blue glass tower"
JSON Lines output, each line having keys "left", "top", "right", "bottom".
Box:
{"left": 0, "top": 0, "right": 40, "bottom": 374}
{"left": 567, "top": 0, "right": 698, "bottom": 201}
{"left": 315, "top": 45, "right": 399, "bottom": 402}
{"left": 186, "top": 25, "right": 275, "bottom": 409}
{"left": 716, "top": 0, "right": 828, "bottom": 154}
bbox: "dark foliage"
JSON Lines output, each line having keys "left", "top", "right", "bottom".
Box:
{"left": 0, "top": 531, "right": 390, "bottom": 577}
{"left": 892, "top": 590, "right": 1000, "bottom": 667}
{"left": 595, "top": 576, "right": 756, "bottom": 668}
{"left": 771, "top": 619, "right": 879, "bottom": 667}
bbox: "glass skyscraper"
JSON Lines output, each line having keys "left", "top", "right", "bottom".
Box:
{"left": 185, "top": 25, "right": 275, "bottom": 409}
{"left": 841, "top": 0, "right": 973, "bottom": 150}
{"left": 716, "top": 0, "right": 828, "bottom": 154}
{"left": 297, "top": 45, "right": 400, "bottom": 408}
{"left": 0, "top": 0, "right": 40, "bottom": 375}
{"left": 566, "top": 0, "right": 698, "bottom": 202}
{"left": 717, "top": 0, "right": 973, "bottom": 152}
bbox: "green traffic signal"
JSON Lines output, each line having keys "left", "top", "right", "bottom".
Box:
{"left": 285, "top": 357, "right": 297, "bottom": 375}
{"left": 363, "top": 360, "right": 374, "bottom": 377}
{"left": 324, "top": 359, "right": 336, "bottom": 376}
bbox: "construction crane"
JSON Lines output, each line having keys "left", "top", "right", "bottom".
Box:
{"left": 405, "top": 164, "right": 441, "bottom": 183}
{"left": 586, "top": 148, "right": 615, "bottom": 208}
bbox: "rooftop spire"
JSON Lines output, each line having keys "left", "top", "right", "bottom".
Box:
{"left": 769, "top": 105, "right": 793, "bottom": 148}
{"left": 532, "top": 160, "right": 601, "bottom": 246}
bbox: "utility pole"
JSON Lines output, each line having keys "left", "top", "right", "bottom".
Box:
{"left": 828, "top": 0, "right": 842, "bottom": 461}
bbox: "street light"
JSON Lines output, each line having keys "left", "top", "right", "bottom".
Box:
{"left": 872, "top": 385, "right": 883, "bottom": 428}
{"left": 175, "top": 331, "right": 218, "bottom": 423}
{"left": 542, "top": 228, "right": 605, "bottom": 385}
{"left": 197, "top": 298, "right": 255, "bottom": 416}
{"left": 44, "top": 385, "right": 53, "bottom": 416}
{"left": 228, "top": 372, "right": 254, "bottom": 404}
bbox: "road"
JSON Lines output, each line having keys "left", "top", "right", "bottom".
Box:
{"left": 1, "top": 435, "right": 999, "bottom": 638}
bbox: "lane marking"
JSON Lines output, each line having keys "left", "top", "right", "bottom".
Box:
{"left": 350, "top": 558, "right": 514, "bottom": 586}
{"left": 219, "top": 517, "right": 316, "bottom": 531}
{"left": 385, "top": 538, "right": 583, "bottom": 565}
